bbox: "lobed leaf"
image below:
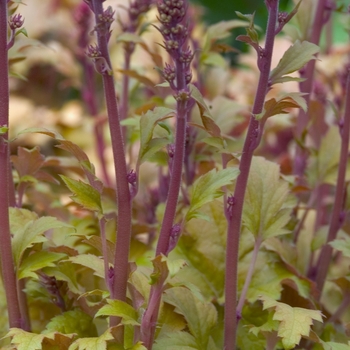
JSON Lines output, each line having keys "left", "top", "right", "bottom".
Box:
{"left": 242, "top": 157, "right": 291, "bottom": 240}
{"left": 163, "top": 287, "right": 217, "bottom": 348}
{"left": 260, "top": 296, "right": 323, "bottom": 349}
{"left": 186, "top": 168, "right": 239, "bottom": 221}
{"left": 4, "top": 329, "right": 75, "bottom": 350}
{"left": 270, "top": 41, "right": 319, "bottom": 85}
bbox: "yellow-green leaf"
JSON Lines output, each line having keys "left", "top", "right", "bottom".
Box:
{"left": 260, "top": 296, "right": 323, "bottom": 349}
{"left": 163, "top": 287, "right": 217, "bottom": 348}
{"left": 69, "top": 254, "right": 105, "bottom": 279}
{"left": 18, "top": 251, "right": 66, "bottom": 279}
{"left": 95, "top": 299, "right": 139, "bottom": 325}
{"left": 186, "top": 168, "right": 239, "bottom": 221}
{"left": 68, "top": 329, "right": 114, "bottom": 350}
{"left": 270, "top": 41, "right": 319, "bottom": 85}
{"left": 138, "top": 107, "right": 175, "bottom": 164}
{"left": 243, "top": 157, "right": 291, "bottom": 240}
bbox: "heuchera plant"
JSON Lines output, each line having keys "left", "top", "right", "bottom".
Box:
{"left": 1, "top": 0, "right": 350, "bottom": 349}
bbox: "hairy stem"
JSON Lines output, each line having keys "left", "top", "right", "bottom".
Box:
{"left": 91, "top": 0, "right": 132, "bottom": 325}
{"left": 314, "top": 70, "right": 350, "bottom": 295}
{"left": 0, "top": 0, "right": 22, "bottom": 329}
{"left": 224, "top": 1, "right": 279, "bottom": 348}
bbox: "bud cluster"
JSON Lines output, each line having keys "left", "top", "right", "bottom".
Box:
{"left": 126, "top": 0, "right": 153, "bottom": 32}
{"left": 157, "top": 0, "right": 193, "bottom": 90}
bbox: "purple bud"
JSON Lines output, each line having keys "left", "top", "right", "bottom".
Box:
{"left": 86, "top": 44, "right": 102, "bottom": 58}
{"left": 127, "top": 169, "right": 137, "bottom": 185}
{"left": 168, "top": 144, "right": 175, "bottom": 158}
{"left": 9, "top": 13, "right": 24, "bottom": 30}
{"left": 167, "top": 223, "right": 182, "bottom": 254}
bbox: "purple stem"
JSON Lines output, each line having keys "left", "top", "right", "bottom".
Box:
{"left": 81, "top": 54, "right": 112, "bottom": 187}
{"left": 224, "top": 1, "right": 279, "bottom": 348}
{"left": 0, "top": 0, "right": 22, "bottom": 329}
{"left": 91, "top": 0, "right": 132, "bottom": 326}
{"left": 314, "top": 70, "right": 350, "bottom": 295}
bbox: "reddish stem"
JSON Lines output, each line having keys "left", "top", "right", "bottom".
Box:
{"left": 0, "top": 0, "right": 22, "bottom": 329}
{"left": 91, "top": 0, "right": 132, "bottom": 326}
{"left": 224, "top": 1, "right": 279, "bottom": 348}
{"left": 314, "top": 70, "right": 350, "bottom": 295}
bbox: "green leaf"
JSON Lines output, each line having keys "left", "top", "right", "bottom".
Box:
{"left": 163, "top": 287, "right": 217, "bottom": 348}
{"left": 321, "top": 341, "right": 350, "bottom": 350}
{"left": 186, "top": 168, "right": 239, "bottom": 221}
{"left": 260, "top": 296, "right": 323, "bottom": 349}
{"left": 60, "top": 175, "right": 102, "bottom": 213}
{"left": 329, "top": 236, "right": 350, "bottom": 257}
{"left": 95, "top": 299, "right": 139, "bottom": 325}
{"left": 161, "top": 256, "right": 187, "bottom": 278}
{"left": 154, "top": 331, "right": 198, "bottom": 350}
{"left": 270, "top": 41, "right": 319, "bottom": 85}
{"left": 138, "top": 107, "right": 175, "bottom": 164}
{"left": 69, "top": 254, "right": 105, "bottom": 279}
{"left": 242, "top": 157, "right": 291, "bottom": 240}
{"left": 175, "top": 202, "right": 227, "bottom": 300}
{"left": 116, "top": 32, "right": 144, "bottom": 44}
{"left": 0, "top": 125, "right": 8, "bottom": 135}
{"left": 45, "top": 309, "right": 97, "bottom": 338}
{"left": 18, "top": 251, "right": 66, "bottom": 279}
{"left": 68, "top": 329, "right": 114, "bottom": 350}
{"left": 308, "top": 126, "right": 342, "bottom": 185}
{"left": 11, "top": 212, "right": 73, "bottom": 266}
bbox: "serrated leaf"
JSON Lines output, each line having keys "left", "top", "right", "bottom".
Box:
{"left": 4, "top": 328, "right": 45, "bottom": 350}
{"left": 18, "top": 251, "right": 66, "bottom": 279}
{"left": 270, "top": 41, "right": 319, "bottom": 85}
{"left": 68, "top": 329, "right": 113, "bottom": 350}
{"left": 60, "top": 175, "right": 102, "bottom": 213}
{"left": 11, "top": 213, "right": 73, "bottom": 266}
{"left": 161, "top": 256, "right": 187, "bottom": 278}
{"left": 69, "top": 254, "right": 105, "bottom": 278}
{"left": 186, "top": 168, "right": 239, "bottom": 221}
{"left": 163, "top": 287, "right": 217, "bottom": 348}
{"left": 4, "top": 329, "right": 75, "bottom": 350}
{"left": 260, "top": 296, "right": 323, "bottom": 349}
{"left": 329, "top": 236, "right": 350, "bottom": 257}
{"left": 243, "top": 157, "right": 291, "bottom": 240}
{"left": 45, "top": 309, "right": 97, "bottom": 338}
{"left": 138, "top": 107, "right": 175, "bottom": 164}
{"left": 95, "top": 299, "right": 139, "bottom": 325}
